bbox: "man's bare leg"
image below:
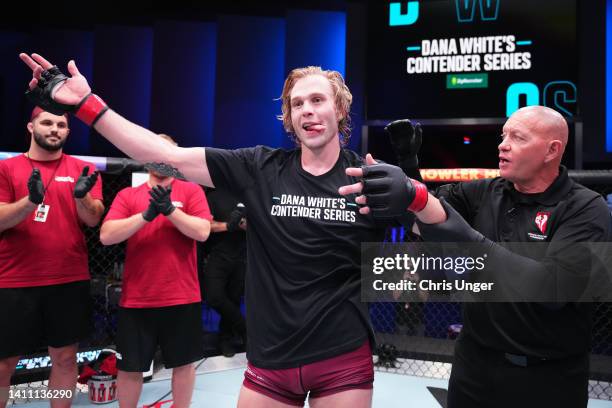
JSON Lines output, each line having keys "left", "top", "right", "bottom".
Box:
{"left": 237, "top": 385, "right": 299, "bottom": 408}
{"left": 309, "top": 388, "right": 373, "bottom": 408}
{"left": 48, "top": 343, "right": 78, "bottom": 408}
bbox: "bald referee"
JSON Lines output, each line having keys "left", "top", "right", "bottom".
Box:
{"left": 339, "top": 105, "right": 611, "bottom": 408}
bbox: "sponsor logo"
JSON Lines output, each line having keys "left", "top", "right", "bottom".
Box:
{"left": 55, "top": 176, "right": 75, "bottom": 182}
{"left": 447, "top": 73, "right": 488, "bottom": 89}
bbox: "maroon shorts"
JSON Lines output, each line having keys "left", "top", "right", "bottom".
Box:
{"left": 243, "top": 342, "right": 374, "bottom": 406}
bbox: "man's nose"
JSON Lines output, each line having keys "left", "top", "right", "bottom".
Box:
{"left": 302, "top": 101, "right": 314, "bottom": 115}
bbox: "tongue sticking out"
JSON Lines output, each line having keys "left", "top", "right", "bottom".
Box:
{"left": 305, "top": 124, "right": 325, "bottom": 132}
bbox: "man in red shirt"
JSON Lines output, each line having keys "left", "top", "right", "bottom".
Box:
{"left": 0, "top": 107, "right": 104, "bottom": 408}
{"left": 100, "top": 134, "right": 211, "bottom": 408}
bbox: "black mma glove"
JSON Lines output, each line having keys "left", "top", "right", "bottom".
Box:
{"left": 226, "top": 204, "right": 246, "bottom": 232}
{"left": 74, "top": 166, "right": 98, "bottom": 199}
{"left": 27, "top": 168, "right": 44, "bottom": 204}
{"left": 150, "top": 185, "right": 175, "bottom": 216}
{"left": 25, "top": 66, "right": 74, "bottom": 116}
{"left": 25, "top": 65, "right": 108, "bottom": 126}
{"left": 361, "top": 163, "right": 428, "bottom": 218}
{"left": 385, "top": 119, "right": 422, "bottom": 170}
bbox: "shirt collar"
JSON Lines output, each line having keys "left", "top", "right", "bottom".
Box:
{"left": 502, "top": 166, "right": 573, "bottom": 205}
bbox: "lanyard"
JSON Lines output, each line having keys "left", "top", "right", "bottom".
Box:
{"left": 25, "top": 153, "right": 64, "bottom": 205}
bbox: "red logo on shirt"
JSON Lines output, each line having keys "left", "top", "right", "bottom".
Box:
{"left": 534, "top": 212, "right": 550, "bottom": 234}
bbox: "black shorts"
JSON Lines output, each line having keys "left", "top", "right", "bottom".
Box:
{"left": 448, "top": 334, "right": 589, "bottom": 408}
{"left": 0, "top": 280, "right": 93, "bottom": 359}
{"left": 116, "top": 302, "right": 204, "bottom": 372}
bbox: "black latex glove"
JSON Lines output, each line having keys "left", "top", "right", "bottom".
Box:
{"left": 150, "top": 185, "right": 176, "bottom": 216}
{"left": 385, "top": 119, "right": 422, "bottom": 169}
{"left": 416, "top": 198, "right": 486, "bottom": 243}
{"left": 227, "top": 204, "right": 246, "bottom": 232}
{"left": 27, "top": 168, "right": 44, "bottom": 204}
{"left": 361, "top": 163, "right": 427, "bottom": 217}
{"left": 142, "top": 199, "right": 160, "bottom": 222}
{"left": 74, "top": 166, "right": 98, "bottom": 199}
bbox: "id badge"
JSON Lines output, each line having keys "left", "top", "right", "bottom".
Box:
{"left": 33, "top": 204, "right": 50, "bottom": 223}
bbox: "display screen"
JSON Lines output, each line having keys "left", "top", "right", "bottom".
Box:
{"left": 365, "top": 123, "right": 576, "bottom": 170}
{"left": 11, "top": 349, "right": 103, "bottom": 385}
{"left": 366, "top": 0, "right": 577, "bottom": 119}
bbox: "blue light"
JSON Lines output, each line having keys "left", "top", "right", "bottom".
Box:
{"left": 284, "top": 11, "right": 347, "bottom": 149}
{"left": 214, "top": 16, "right": 286, "bottom": 149}
{"left": 607, "top": 0, "right": 612, "bottom": 152}
{"left": 150, "top": 22, "right": 217, "bottom": 148}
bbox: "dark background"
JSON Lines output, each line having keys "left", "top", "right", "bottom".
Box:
{"left": 0, "top": 0, "right": 608, "bottom": 167}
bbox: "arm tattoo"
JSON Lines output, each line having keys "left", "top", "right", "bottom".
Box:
{"left": 143, "top": 162, "right": 186, "bottom": 180}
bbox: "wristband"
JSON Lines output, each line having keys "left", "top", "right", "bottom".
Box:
{"left": 75, "top": 93, "right": 109, "bottom": 127}
{"left": 408, "top": 179, "right": 428, "bottom": 212}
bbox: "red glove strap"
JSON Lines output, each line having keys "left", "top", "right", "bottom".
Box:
{"left": 75, "top": 94, "right": 109, "bottom": 127}
{"left": 407, "top": 179, "right": 428, "bottom": 212}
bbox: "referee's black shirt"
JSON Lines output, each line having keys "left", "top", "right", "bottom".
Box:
{"left": 435, "top": 166, "right": 610, "bottom": 358}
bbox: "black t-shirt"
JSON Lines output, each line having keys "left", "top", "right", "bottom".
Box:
{"left": 203, "top": 187, "right": 246, "bottom": 260}
{"left": 436, "top": 166, "right": 610, "bottom": 358}
{"left": 205, "top": 146, "right": 387, "bottom": 368}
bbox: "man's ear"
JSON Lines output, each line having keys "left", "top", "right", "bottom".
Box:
{"left": 544, "top": 140, "right": 563, "bottom": 163}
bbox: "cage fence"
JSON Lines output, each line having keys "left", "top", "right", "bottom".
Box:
{"left": 7, "top": 163, "right": 612, "bottom": 403}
